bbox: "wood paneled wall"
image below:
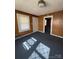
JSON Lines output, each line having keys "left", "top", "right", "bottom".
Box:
{"left": 53, "top": 11, "right": 63, "bottom": 36}
{"left": 15, "top": 10, "right": 63, "bottom": 37}
{"left": 15, "top": 10, "right": 38, "bottom": 36}
{"left": 38, "top": 16, "right": 43, "bottom": 32}
{"left": 38, "top": 11, "right": 63, "bottom": 36}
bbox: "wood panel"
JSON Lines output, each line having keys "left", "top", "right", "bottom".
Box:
{"left": 15, "top": 10, "right": 38, "bottom": 37}
{"left": 38, "top": 16, "right": 43, "bottom": 31}
{"left": 52, "top": 11, "right": 63, "bottom": 36}
{"left": 38, "top": 11, "right": 63, "bottom": 36}
{"left": 15, "top": 10, "right": 63, "bottom": 37}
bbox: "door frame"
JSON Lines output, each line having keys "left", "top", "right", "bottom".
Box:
{"left": 43, "top": 15, "right": 53, "bottom": 35}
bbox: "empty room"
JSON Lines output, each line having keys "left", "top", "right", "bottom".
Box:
{"left": 15, "top": 0, "right": 63, "bottom": 59}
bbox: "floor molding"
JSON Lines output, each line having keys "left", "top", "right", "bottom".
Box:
{"left": 15, "top": 32, "right": 35, "bottom": 40}
{"left": 51, "top": 34, "right": 63, "bottom": 38}
{"left": 15, "top": 31, "right": 63, "bottom": 40}
{"left": 38, "top": 31, "right": 63, "bottom": 38}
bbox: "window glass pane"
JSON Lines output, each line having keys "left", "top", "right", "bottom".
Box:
{"left": 17, "top": 13, "right": 30, "bottom": 32}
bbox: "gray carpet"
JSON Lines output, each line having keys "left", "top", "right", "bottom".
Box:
{"left": 15, "top": 32, "right": 63, "bottom": 59}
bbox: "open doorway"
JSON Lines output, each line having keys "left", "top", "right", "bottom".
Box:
{"left": 43, "top": 16, "right": 53, "bottom": 35}
{"left": 45, "top": 18, "right": 51, "bottom": 34}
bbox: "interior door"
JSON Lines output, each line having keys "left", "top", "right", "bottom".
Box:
{"left": 32, "top": 17, "right": 38, "bottom": 32}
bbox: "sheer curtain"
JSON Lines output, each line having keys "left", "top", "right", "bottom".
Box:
{"left": 17, "top": 13, "right": 30, "bottom": 32}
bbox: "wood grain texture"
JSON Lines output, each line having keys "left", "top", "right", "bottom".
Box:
{"left": 38, "top": 11, "right": 63, "bottom": 36}
{"left": 15, "top": 10, "right": 38, "bottom": 36}
{"left": 38, "top": 16, "right": 43, "bottom": 32}
{"left": 15, "top": 10, "right": 63, "bottom": 37}
{"left": 52, "top": 11, "right": 63, "bottom": 36}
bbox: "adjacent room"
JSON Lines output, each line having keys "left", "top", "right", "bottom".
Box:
{"left": 15, "top": 0, "right": 63, "bottom": 59}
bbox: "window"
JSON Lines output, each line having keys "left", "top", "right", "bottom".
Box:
{"left": 17, "top": 13, "right": 30, "bottom": 32}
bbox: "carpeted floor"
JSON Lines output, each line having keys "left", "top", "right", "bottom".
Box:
{"left": 15, "top": 32, "right": 63, "bottom": 59}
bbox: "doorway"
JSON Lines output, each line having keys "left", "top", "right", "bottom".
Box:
{"left": 43, "top": 16, "right": 53, "bottom": 35}
{"left": 45, "top": 18, "right": 51, "bottom": 34}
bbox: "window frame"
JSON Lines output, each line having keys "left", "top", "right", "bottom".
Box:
{"left": 16, "top": 11, "right": 31, "bottom": 33}
{"left": 16, "top": 13, "right": 30, "bottom": 32}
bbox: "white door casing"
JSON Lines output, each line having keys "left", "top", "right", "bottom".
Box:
{"left": 43, "top": 15, "right": 53, "bottom": 35}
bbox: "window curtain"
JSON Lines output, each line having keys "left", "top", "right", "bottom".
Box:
{"left": 17, "top": 13, "right": 30, "bottom": 32}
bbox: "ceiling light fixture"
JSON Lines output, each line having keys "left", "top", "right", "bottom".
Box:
{"left": 38, "top": 0, "right": 46, "bottom": 7}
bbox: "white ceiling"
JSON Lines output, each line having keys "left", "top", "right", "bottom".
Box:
{"left": 15, "top": 0, "right": 63, "bottom": 16}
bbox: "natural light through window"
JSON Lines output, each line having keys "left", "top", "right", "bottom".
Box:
{"left": 17, "top": 13, "right": 30, "bottom": 32}
{"left": 22, "top": 37, "right": 37, "bottom": 50}
{"left": 28, "top": 43, "right": 50, "bottom": 59}
{"left": 22, "top": 37, "right": 50, "bottom": 59}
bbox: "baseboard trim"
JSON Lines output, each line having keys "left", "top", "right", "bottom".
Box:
{"left": 38, "top": 31, "right": 63, "bottom": 38}
{"left": 51, "top": 34, "right": 63, "bottom": 38}
{"left": 15, "top": 31, "right": 63, "bottom": 40}
{"left": 15, "top": 32, "right": 34, "bottom": 40}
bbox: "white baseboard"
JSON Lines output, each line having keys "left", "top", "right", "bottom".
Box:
{"left": 15, "top": 32, "right": 35, "bottom": 40}
{"left": 38, "top": 31, "right": 63, "bottom": 38}
{"left": 51, "top": 34, "right": 63, "bottom": 38}
{"left": 15, "top": 31, "right": 63, "bottom": 40}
